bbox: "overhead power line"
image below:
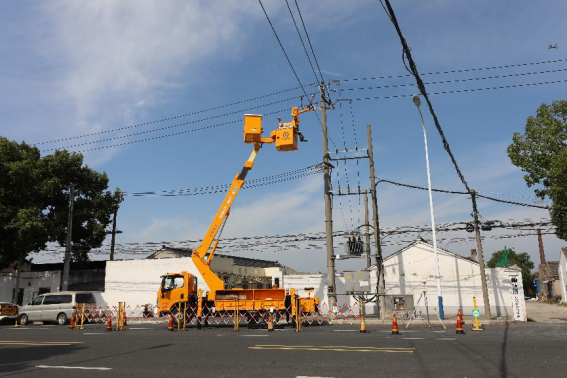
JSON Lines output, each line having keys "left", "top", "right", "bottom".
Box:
{"left": 41, "top": 96, "right": 305, "bottom": 152}
{"left": 34, "top": 85, "right": 312, "bottom": 146}
{"left": 258, "top": 0, "right": 310, "bottom": 98}
{"left": 68, "top": 108, "right": 286, "bottom": 153}
{"left": 342, "top": 57, "right": 567, "bottom": 82}
{"left": 344, "top": 78, "right": 567, "bottom": 102}
{"left": 285, "top": 0, "right": 320, "bottom": 85}
{"left": 340, "top": 68, "right": 567, "bottom": 92}
{"left": 293, "top": 0, "right": 326, "bottom": 85}
{"left": 122, "top": 164, "right": 323, "bottom": 197}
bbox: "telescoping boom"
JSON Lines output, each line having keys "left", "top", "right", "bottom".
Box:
{"left": 157, "top": 107, "right": 318, "bottom": 324}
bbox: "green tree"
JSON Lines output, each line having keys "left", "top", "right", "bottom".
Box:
{"left": 507, "top": 100, "right": 567, "bottom": 240}
{"left": 41, "top": 150, "right": 122, "bottom": 263}
{"left": 487, "top": 248, "right": 535, "bottom": 289}
{"left": 0, "top": 138, "right": 47, "bottom": 270}
{"left": 1, "top": 138, "right": 122, "bottom": 269}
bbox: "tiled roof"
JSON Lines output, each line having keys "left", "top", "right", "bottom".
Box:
{"left": 539, "top": 261, "right": 559, "bottom": 280}
{"left": 147, "top": 246, "right": 282, "bottom": 268}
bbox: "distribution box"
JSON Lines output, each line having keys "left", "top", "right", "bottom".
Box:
{"left": 274, "top": 127, "right": 298, "bottom": 151}
{"left": 244, "top": 114, "right": 262, "bottom": 143}
{"left": 344, "top": 270, "right": 371, "bottom": 293}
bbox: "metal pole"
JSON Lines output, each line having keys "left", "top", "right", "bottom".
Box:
{"left": 471, "top": 190, "right": 492, "bottom": 321}
{"left": 110, "top": 208, "right": 118, "bottom": 261}
{"left": 367, "top": 124, "right": 385, "bottom": 319}
{"left": 61, "top": 185, "right": 74, "bottom": 291}
{"left": 412, "top": 95, "right": 444, "bottom": 320}
{"left": 13, "top": 252, "right": 23, "bottom": 305}
{"left": 364, "top": 190, "right": 371, "bottom": 269}
{"left": 320, "top": 83, "right": 337, "bottom": 306}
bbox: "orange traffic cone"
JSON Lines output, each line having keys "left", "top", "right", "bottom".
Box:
{"left": 456, "top": 309, "right": 465, "bottom": 334}
{"left": 106, "top": 316, "right": 113, "bottom": 332}
{"left": 391, "top": 313, "right": 400, "bottom": 335}
{"left": 68, "top": 313, "right": 76, "bottom": 330}
{"left": 167, "top": 314, "right": 175, "bottom": 331}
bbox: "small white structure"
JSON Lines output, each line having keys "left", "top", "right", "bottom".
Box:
{"left": 276, "top": 237, "right": 527, "bottom": 320}
{"left": 559, "top": 248, "right": 567, "bottom": 303}
{"left": 0, "top": 271, "right": 61, "bottom": 305}
{"left": 379, "top": 237, "right": 525, "bottom": 320}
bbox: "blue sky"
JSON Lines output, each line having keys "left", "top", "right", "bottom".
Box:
{"left": 1, "top": 0, "right": 566, "bottom": 273}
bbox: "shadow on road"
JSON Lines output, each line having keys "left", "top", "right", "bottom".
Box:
{"left": 0, "top": 344, "right": 84, "bottom": 376}
{"left": 0, "top": 343, "right": 173, "bottom": 377}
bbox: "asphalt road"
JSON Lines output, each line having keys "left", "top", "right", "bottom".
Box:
{"left": 0, "top": 321, "right": 565, "bottom": 377}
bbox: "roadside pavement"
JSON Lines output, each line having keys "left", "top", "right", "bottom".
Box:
{"left": 525, "top": 300, "right": 567, "bottom": 323}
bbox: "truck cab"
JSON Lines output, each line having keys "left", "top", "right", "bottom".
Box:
{"left": 158, "top": 272, "right": 198, "bottom": 314}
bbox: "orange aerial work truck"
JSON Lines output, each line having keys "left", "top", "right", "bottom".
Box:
{"left": 157, "top": 106, "right": 319, "bottom": 326}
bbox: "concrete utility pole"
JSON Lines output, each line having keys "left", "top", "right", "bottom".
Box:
{"left": 364, "top": 190, "right": 371, "bottom": 269}
{"left": 537, "top": 228, "right": 549, "bottom": 298}
{"left": 412, "top": 94, "right": 444, "bottom": 320}
{"left": 109, "top": 208, "right": 119, "bottom": 261}
{"left": 470, "top": 190, "right": 492, "bottom": 321}
{"left": 61, "top": 185, "right": 74, "bottom": 291}
{"left": 367, "top": 124, "right": 386, "bottom": 319}
{"left": 320, "top": 83, "right": 337, "bottom": 306}
{"left": 12, "top": 252, "right": 24, "bottom": 305}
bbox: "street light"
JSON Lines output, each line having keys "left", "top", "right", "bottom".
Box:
{"left": 412, "top": 94, "right": 445, "bottom": 320}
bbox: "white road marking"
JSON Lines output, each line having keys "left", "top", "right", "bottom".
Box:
{"left": 37, "top": 365, "right": 112, "bottom": 371}
{"left": 433, "top": 331, "right": 446, "bottom": 333}
{"left": 402, "top": 338, "right": 424, "bottom": 340}
{"left": 128, "top": 328, "right": 152, "bottom": 330}
{"left": 438, "top": 338, "right": 457, "bottom": 340}
{"left": 241, "top": 335, "right": 269, "bottom": 337}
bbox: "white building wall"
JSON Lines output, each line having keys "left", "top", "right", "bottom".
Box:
{"left": 559, "top": 250, "right": 567, "bottom": 303}
{"left": 0, "top": 271, "right": 61, "bottom": 305}
{"left": 101, "top": 257, "right": 207, "bottom": 308}
{"left": 275, "top": 242, "right": 526, "bottom": 320}
{"left": 380, "top": 243, "right": 525, "bottom": 319}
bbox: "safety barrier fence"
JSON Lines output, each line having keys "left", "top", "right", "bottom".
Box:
{"left": 72, "top": 302, "right": 364, "bottom": 327}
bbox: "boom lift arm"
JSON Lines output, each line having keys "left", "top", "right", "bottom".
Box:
{"left": 191, "top": 140, "right": 273, "bottom": 296}
{"left": 190, "top": 107, "right": 312, "bottom": 300}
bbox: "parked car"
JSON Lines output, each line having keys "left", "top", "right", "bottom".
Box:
{"left": 0, "top": 302, "right": 18, "bottom": 324}
{"left": 18, "top": 291, "right": 98, "bottom": 326}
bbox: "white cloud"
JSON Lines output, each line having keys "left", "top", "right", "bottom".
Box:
{"left": 2, "top": 1, "right": 261, "bottom": 164}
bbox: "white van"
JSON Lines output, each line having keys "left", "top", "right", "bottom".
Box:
{"left": 18, "top": 291, "right": 97, "bottom": 326}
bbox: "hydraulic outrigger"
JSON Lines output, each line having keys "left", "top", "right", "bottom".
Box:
{"left": 157, "top": 106, "right": 318, "bottom": 325}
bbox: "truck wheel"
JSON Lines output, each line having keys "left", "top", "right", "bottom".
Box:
{"left": 19, "top": 314, "right": 29, "bottom": 326}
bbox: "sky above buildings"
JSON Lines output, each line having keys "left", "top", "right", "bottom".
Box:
{"left": 1, "top": 0, "right": 566, "bottom": 273}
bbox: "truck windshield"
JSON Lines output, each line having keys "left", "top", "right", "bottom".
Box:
{"left": 162, "top": 275, "right": 184, "bottom": 291}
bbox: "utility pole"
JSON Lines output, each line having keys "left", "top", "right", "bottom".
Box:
{"left": 12, "top": 252, "right": 24, "bottom": 305}
{"left": 61, "top": 185, "right": 74, "bottom": 291}
{"left": 364, "top": 190, "right": 371, "bottom": 269}
{"left": 320, "top": 83, "right": 337, "bottom": 306}
{"left": 470, "top": 190, "right": 491, "bottom": 321}
{"left": 367, "top": 124, "right": 385, "bottom": 319}
{"left": 537, "top": 228, "right": 549, "bottom": 299}
{"left": 109, "top": 208, "right": 118, "bottom": 261}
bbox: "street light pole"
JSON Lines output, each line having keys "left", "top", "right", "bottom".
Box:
{"left": 412, "top": 95, "right": 445, "bottom": 320}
